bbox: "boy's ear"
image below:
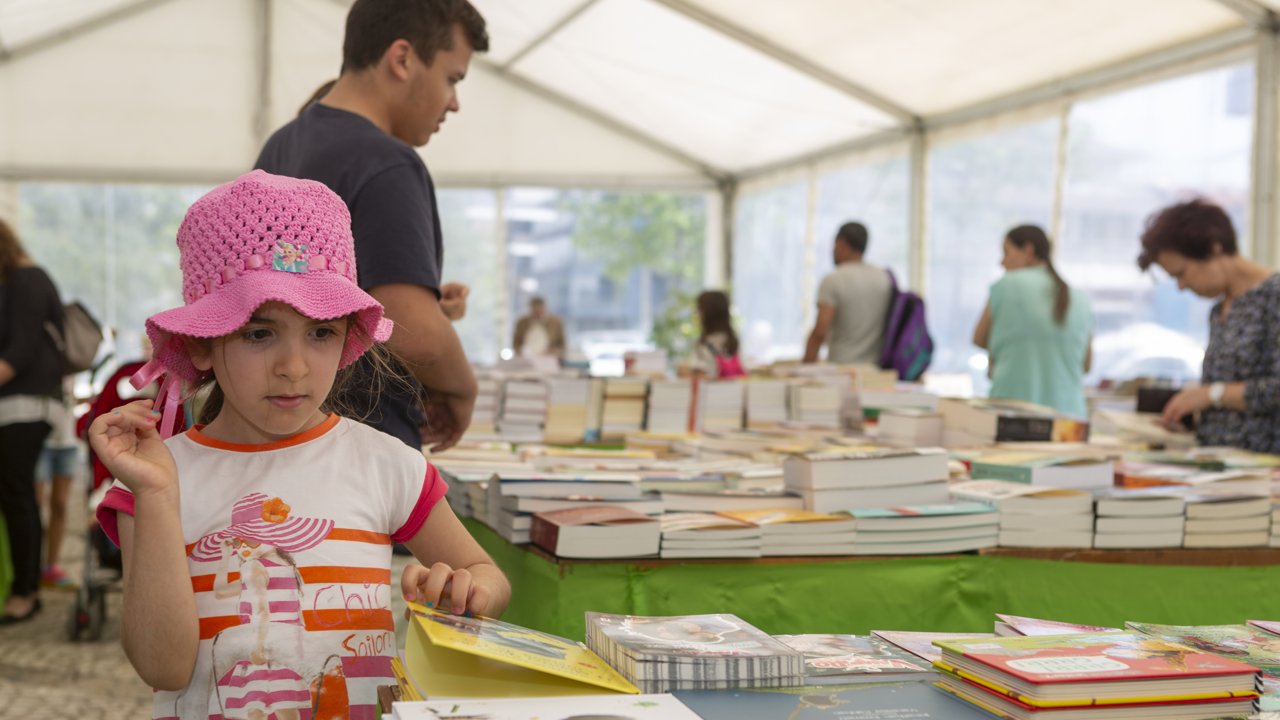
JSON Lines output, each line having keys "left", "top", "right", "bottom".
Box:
{"left": 184, "top": 337, "right": 214, "bottom": 372}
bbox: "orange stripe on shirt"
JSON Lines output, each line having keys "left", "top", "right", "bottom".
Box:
{"left": 198, "top": 608, "right": 394, "bottom": 640}
{"left": 189, "top": 567, "right": 391, "bottom": 592}
{"left": 185, "top": 527, "right": 390, "bottom": 556}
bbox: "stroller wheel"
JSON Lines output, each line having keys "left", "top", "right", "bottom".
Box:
{"left": 86, "top": 586, "right": 107, "bottom": 642}
{"left": 68, "top": 593, "right": 87, "bottom": 641}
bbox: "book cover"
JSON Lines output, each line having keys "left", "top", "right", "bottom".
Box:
{"left": 934, "top": 632, "right": 1259, "bottom": 689}
{"left": 674, "top": 681, "right": 995, "bottom": 719}
{"left": 1250, "top": 620, "right": 1280, "bottom": 637}
{"left": 1126, "top": 622, "right": 1280, "bottom": 710}
{"left": 392, "top": 693, "right": 702, "bottom": 719}
{"left": 870, "top": 631, "right": 995, "bottom": 664}
{"left": 404, "top": 602, "right": 639, "bottom": 698}
{"left": 586, "top": 612, "right": 802, "bottom": 661}
{"left": 995, "top": 614, "right": 1120, "bottom": 637}
{"left": 529, "top": 504, "right": 660, "bottom": 558}
{"left": 774, "top": 634, "right": 932, "bottom": 681}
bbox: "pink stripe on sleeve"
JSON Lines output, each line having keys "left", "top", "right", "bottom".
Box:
{"left": 391, "top": 464, "right": 449, "bottom": 543}
{"left": 96, "top": 485, "right": 136, "bottom": 548}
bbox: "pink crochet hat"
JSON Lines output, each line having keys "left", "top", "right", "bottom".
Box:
{"left": 189, "top": 492, "right": 334, "bottom": 562}
{"left": 144, "top": 170, "right": 392, "bottom": 384}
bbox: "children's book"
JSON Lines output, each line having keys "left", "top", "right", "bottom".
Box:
{"left": 674, "top": 681, "right": 995, "bottom": 719}
{"left": 995, "top": 614, "right": 1121, "bottom": 637}
{"left": 1126, "top": 622, "right": 1280, "bottom": 710}
{"left": 391, "top": 693, "right": 701, "bottom": 719}
{"left": 933, "top": 632, "right": 1259, "bottom": 704}
{"left": 403, "top": 602, "right": 639, "bottom": 698}
{"left": 773, "top": 634, "right": 932, "bottom": 683}
{"left": 869, "top": 630, "right": 996, "bottom": 664}
{"left": 1250, "top": 620, "right": 1280, "bottom": 637}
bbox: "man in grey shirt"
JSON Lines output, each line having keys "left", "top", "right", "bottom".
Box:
{"left": 804, "top": 222, "right": 892, "bottom": 364}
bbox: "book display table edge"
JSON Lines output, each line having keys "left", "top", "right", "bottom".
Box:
{"left": 461, "top": 519, "right": 1280, "bottom": 642}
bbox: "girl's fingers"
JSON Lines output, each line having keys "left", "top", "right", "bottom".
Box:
{"left": 400, "top": 564, "right": 429, "bottom": 602}
{"left": 448, "top": 569, "right": 472, "bottom": 615}
{"left": 417, "top": 562, "right": 455, "bottom": 609}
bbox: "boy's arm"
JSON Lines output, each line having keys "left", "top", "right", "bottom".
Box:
{"left": 401, "top": 500, "right": 511, "bottom": 618}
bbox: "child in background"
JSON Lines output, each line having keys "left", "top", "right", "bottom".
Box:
{"left": 89, "top": 171, "right": 511, "bottom": 719}
{"left": 691, "top": 290, "right": 746, "bottom": 379}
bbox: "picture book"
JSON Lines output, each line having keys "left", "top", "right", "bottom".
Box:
{"left": 996, "top": 614, "right": 1121, "bottom": 637}
{"left": 869, "top": 630, "right": 995, "bottom": 664}
{"left": 1250, "top": 620, "right": 1280, "bottom": 637}
{"left": 1126, "top": 622, "right": 1280, "bottom": 710}
{"left": 404, "top": 602, "right": 639, "bottom": 698}
{"left": 933, "top": 632, "right": 1259, "bottom": 703}
{"left": 773, "top": 634, "right": 932, "bottom": 683}
{"left": 934, "top": 667, "right": 1257, "bottom": 719}
{"left": 674, "top": 680, "right": 995, "bottom": 719}
{"left": 391, "top": 693, "right": 702, "bottom": 719}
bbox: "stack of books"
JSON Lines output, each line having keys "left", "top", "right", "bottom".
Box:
{"left": 1116, "top": 462, "right": 1271, "bottom": 496}
{"left": 772, "top": 633, "right": 933, "bottom": 684}
{"left": 938, "top": 398, "right": 1089, "bottom": 446}
{"left": 950, "top": 479, "right": 1094, "bottom": 548}
{"left": 659, "top": 512, "right": 762, "bottom": 558}
{"left": 932, "top": 631, "right": 1259, "bottom": 719}
{"left": 1272, "top": 499, "right": 1280, "bottom": 548}
{"left": 966, "top": 449, "right": 1113, "bottom": 490}
{"left": 719, "top": 508, "right": 858, "bottom": 556}
{"left": 486, "top": 471, "right": 646, "bottom": 542}
{"left": 585, "top": 612, "right": 806, "bottom": 693}
{"left": 744, "top": 379, "right": 789, "bottom": 428}
{"left": 877, "top": 408, "right": 944, "bottom": 446}
{"left": 1181, "top": 492, "right": 1272, "bottom": 548}
{"left": 646, "top": 379, "right": 692, "bottom": 433}
{"left": 859, "top": 386, "right": 938, "bottom": 419}
{"left": 469, "top": 372, "right": 500, "bottom": 438}
{"left": 694, "top": 380, "right": 745, "bottom": 433}
{"left": 601, "top": 377, "right": 649, "bottom": 440}
{"left": 498, "top": 377, "right": 548, "bottom": 442}
{"left": 543, "top": 377, "right": 590, "bottom": 444}
{"left": 782, "top": 447, "right": 951, "bottom": 513}
{"left": 530, "top": 505, "right": 661, "bottom": 559}
{"left": 659, "top": 487, "right": 803, "bottom": 513}
{"left": 847, "top": 502, "right": 999, "bottom": 554}
{"left": 1093, "top": 488, "right": 1186, "bottom": 549}
{"left": 787, "top": 381, "right": 844, "bottom": 428}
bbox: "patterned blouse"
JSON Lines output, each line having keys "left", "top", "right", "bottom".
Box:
{"left": 1199, "top": 273, "right": 1280, "bottom": 453}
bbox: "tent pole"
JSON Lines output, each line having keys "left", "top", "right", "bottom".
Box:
{"left": 1252, "top": 22, "right": 1280, "bottom": 267}
{"left": 907, "top": 124, "right": 927, "bottom": 294}
{"left": 254, "top": 0, "right": 274, "bottom": 147}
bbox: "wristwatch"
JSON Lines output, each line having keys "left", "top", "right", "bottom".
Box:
{"left": 1208, "top": 382, "right": 1226, "bottom": 409}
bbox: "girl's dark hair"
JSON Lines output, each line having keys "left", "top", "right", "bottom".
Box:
{"left": 696, "top": 290, "right": 739, "bottom": 356}
{"left": 1137, "top": 199, "right": 1237, "bottom": 270}
{"left": 193, "top": 316, "right": 413, "bottom": 426}
{"left": 1006, "top": 224, "right": 1071, "bottom": 326}
{"left": 0, "top": 218, "right": 30, "bottom": 283}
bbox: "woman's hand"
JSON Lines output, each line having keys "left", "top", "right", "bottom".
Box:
{"left": 87, "top": 399, "right": 178, "bottom": 497}
{"left": 400, "top": 562, "right": 501, "bottom": 617}
{"left": 1160, "top": 386, "right": 1210, "bottom": 429}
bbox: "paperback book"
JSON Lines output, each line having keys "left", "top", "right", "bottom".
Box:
{"left": 773, "top": 634, "right": 933, "bottom": 684}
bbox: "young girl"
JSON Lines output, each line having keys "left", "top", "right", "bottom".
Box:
{"left": 690, "top": 290, "right": 745, "bottom": 379}
{"left": 89, "top": 171, "right": 511, "bottom": 719}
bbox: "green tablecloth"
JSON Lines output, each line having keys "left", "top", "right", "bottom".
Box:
{"left": 463, "top": 519, "right": 1280, "bottom": 641}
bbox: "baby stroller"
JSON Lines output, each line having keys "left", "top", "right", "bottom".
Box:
{"left": 68, "top": 359, "right": 182, "bottom": 641}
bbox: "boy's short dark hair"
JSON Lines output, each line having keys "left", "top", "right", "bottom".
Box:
{"left": 1137, "top": 199, "right": 1237, "bottom": 270}
{"left": 835, "top": 221, "right": 869, "bottom": 254}
{"left": 342, "top": 0, "right": 489, "bottom": 74}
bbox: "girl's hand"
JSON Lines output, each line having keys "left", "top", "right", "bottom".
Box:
{"left": 87, "top": 399, "right": 179, "bottom": 497}
{"left": 401, "top": 562, "right": 498, "bottom": 617}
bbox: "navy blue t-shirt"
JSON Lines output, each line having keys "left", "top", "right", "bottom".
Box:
{"left": 255, "top": 103, "right": 443, "bottom": 449}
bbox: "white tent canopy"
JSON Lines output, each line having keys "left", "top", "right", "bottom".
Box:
{"left": 1, "top": 0, "right": 1277, "bottom": 191}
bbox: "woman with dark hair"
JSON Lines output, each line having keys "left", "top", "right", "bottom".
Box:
{"left": 691, "top": 290, "right": 745, "bottom": 378}
{"left": 0, "top": 218, "right": 66, "bottom": 623}
{"left": 973, "top": 225, "right": 1093, "bottom": 417}
{"left": 1138, "top": 199, "right": 1279, "bottom": 452}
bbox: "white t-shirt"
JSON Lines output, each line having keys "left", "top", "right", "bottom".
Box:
{"left": 98, "top": 415, "right": 447, "bottom": 720}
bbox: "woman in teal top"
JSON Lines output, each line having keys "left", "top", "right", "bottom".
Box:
{"left": 972, "top": 225, "right": 1093, "bottom": 417}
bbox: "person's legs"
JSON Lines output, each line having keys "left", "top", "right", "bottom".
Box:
{"left": 0, "top": 421, "right": 51, "bottom": 617}
{"left": 35, "top": 445, "right": 76, "bottom": 587}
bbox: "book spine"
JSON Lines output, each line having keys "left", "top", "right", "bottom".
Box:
{"left": 993, "top": 416, "right": 1053, "bottom": 442}
{"left": 528, "top": 516, "right": 560, "bottom": 555}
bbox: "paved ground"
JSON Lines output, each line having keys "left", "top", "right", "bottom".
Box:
{"left": 0, "top": 486, "right": 414, "bottom": 718}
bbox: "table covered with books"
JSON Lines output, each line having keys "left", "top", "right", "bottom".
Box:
{"left": 463, "top": 518, "right": 1280, "bottom": 643}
